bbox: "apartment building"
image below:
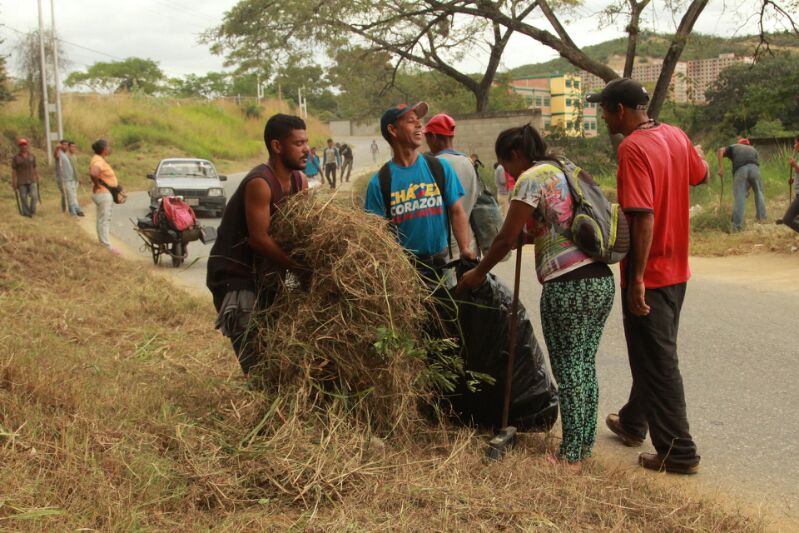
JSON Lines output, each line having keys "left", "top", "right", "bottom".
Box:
{"left": 576, "top": 53, "right": 750, "bottom": 104}
{"left": 510, "top": 73, "right": 599, "bottom": 137}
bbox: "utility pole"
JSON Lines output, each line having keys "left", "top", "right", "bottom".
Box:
{"left": 297, "top": 86, "right": 308, "bottom": 119}
{"left": 50, "top": 0, "right": 64, "bottom": 140}
{"left": 37, "top": 0, "right": 53, "bottom": 164}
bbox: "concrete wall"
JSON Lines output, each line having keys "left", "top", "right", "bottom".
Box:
{"left": 328, "top": 120, "right": 352, "bottom": 137}
{"left": 327, "top": 109, "right": 544, "bottom": 163}
{"left": 351, "top": 120, "right": 380, "bottom": 137}
{"left": 449, "top": 109, "right": 544, "bottom": 163}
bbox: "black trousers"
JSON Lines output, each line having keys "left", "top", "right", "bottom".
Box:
{"left": 325, "top": 163, "right": 337, "bottom": 188}
{"left": 782, "top": 194, "right": 799, "bottom": 234}
{"left": 619, "top": 282, "right": 700, "bottom": 467}
{"left": 341, "top": 158, "right": 353, "bottom": 182}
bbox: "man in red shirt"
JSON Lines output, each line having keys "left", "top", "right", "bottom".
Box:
{"left": 588, "top": 78, "right": 708, "bottom": 475}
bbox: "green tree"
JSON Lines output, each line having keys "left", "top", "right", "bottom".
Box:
{"left": 0, "top": 47, "right": 13, "bottom": 104}
{"left": 704, "top": 54, "right": 799, "bottom": 135}
{"left": 14, "top": 29, "right": 68, "bottom": 118}
{"left": 204, "top": 0, "right": 525, "bottom": 112}
{"left": 169, "top": 72, "right": 231, "bottom": 99}
{"left": 65, "top": 58, "right": 165, "bottom": 94}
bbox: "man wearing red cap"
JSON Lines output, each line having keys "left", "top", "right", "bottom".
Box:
{"left": 717, "top": 137, "right": 766, "bottom": 231}
{"left": 10, "top": 139, "right": 40, "bottom": 217}
{"left": 423, "top": 113, "right": 478, "bottom": 256}
{"left": 365, "top": 102, "right": 476, "bottom": 277}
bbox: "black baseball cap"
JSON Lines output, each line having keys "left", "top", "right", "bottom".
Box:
{"left": 586, "top": 78, "right": 649, "bottom": 109}
{"left": 380, "top": 102, "right": 429, "bottom": 142}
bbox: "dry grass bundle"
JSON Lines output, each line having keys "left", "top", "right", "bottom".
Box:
{"left": 251, "top": 194, "right": 431, "bottom": 434}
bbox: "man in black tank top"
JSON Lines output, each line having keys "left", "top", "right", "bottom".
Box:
{"left": 207, "top": 114, "right": 309, "bottom": 374}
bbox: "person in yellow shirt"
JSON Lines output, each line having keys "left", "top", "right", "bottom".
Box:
{"left": 88, "top": 139, "right": 119, "bottom": 251}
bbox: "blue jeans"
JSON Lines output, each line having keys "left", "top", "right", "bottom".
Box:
{"left": 17, "top": 183, "right": 38, "bottom": 216}
{"left": 731, "top": 163, "right": 767, "bottom": 231}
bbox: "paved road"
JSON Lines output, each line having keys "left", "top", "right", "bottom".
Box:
{"left": 493, "top": 253, "right": 799, "bottom": 526}
{"left": 103, "top": 138, "right": 798, "bottom": 525}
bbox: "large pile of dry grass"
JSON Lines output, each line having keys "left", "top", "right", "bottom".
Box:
{"left": 250, "top": 194, "right": 432, "bottom": 435}
{"left": 0, "top": 198, "right": 769, "bottom": 529}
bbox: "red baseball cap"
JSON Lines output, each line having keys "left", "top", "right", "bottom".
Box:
{"left": 18, "top": 138, "right": 29, "bottom": 146}
{"left": 737, "top": 138, "right": 751, "bottom": 145}
{"left": 424, "top": 114, "right": 456, "bottom": 137}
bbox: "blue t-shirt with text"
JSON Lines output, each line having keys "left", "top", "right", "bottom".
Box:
{"left": 365, "top": 155, "right": 464, "bottom": 257}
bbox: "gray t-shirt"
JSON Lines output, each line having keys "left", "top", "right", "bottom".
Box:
{"left": 495, "top": 164, "right": 507, "bottom": 195}
{"left": 60, "top": 152, "right": 76, "bottom": 182}
{"left": 724, "top": 144, "right": 759, "bottom": 172}
{"left": 437, "top": 150, "right": 479, "bottom": 256}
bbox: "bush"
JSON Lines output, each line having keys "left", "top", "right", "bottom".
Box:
{"left": 240, "top": 103, "right": 262, "bottom": 119}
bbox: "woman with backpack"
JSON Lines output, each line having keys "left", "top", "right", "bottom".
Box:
{"left": 456, "top": 124, "right": 615, "bottom": 466}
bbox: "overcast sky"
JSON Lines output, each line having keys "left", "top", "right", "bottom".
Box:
{"left": 0, "top": 0, "right": 780, "bottom": 81}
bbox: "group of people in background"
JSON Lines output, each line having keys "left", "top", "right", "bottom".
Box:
{"left": 303, "top": 138, "right": 354, "bottom": 188}
{"left": 10, "top": 135, "right": 121, "bottom": 254}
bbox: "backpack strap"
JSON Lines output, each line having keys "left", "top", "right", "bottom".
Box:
{"left": 422, "top": 153, "right": 452, "bottom": 257}
{"left": 379, "top": 155, "right": 452, "bottom": 257}
{"left": 378, "top": 162, "right": 393, "bottom": 220}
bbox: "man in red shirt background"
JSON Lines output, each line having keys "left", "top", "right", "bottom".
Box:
{"left": 588, "top": 78, "right": 708, "bottom": 475}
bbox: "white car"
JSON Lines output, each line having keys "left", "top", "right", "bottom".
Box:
{"left": 147, "top": 158, "right": 227, "bottom": 217}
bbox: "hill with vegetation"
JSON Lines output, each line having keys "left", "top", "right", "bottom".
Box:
{"left": 509, "top": 31, "right": 799, "bottom": 78}
{"left": 0, "top": 94, "right": 330, "bottom": 191}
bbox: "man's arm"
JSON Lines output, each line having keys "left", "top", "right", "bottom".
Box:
{"left": 716, "top": 147, "right": 726, "bottom": 177}
{"left": 626, "top": 213, "right": 654, "bottom": 317}
{"left": 10, "top": 164, "right": 17, "bottom": 189}
{"left": 244, "top": 179, "right": 301, "bottom": 270}
{"left": 449, "top": 199, "right": 476, "bottom": 260}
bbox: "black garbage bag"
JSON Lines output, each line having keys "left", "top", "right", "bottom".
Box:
{"left": 441, "top": 262, "right": 559, "bottom": 432}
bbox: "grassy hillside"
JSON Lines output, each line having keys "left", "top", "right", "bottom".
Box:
{"left": 0, "top": 93, "right": 330, "bottom": 192}
{"left": 0, "top": 192, "right": 769, "bottom": 530}
{"left": 510, "top": 31, "right": 799, "bottom": 78}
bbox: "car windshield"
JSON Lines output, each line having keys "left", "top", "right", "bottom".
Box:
{"left": 157, "top": 161, "right": 218, "bottom": 178}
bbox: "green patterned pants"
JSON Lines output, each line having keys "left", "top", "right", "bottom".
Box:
{"left": 541, "top": 275, "right": 615, "bottom": 463}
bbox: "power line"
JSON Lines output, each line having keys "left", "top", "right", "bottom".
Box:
{"left": 0, "top": 22, "right": 194, "bottom": 79}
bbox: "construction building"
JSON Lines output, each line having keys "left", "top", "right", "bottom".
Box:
{"left": 509, "top": 73, "right": 599, "bottom": 137}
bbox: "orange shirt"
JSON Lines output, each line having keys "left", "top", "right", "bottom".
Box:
{"left": 89, "top": 154, "right": 118, "bottom": 193}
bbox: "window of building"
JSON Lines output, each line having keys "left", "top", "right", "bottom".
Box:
{"left": 566, "top": 121, "right": 573, "bottom": 129}
{"left": 584, "top": 121, "right": 590, "bottom": 130}
{"left": 591, "top": 122, "right": 597, "bottom": 130}
{"left": 544, "top": 97, "right": 550, "bottom": 106}
{"left": 574, "top": 80, "right": 580, "bottom": 89}
{"left": 544, "top": 121, "right": 551, "bottom": 129}
{"left": 526, "top": 96, "right": 533, "bottom": 105}
{"left": 535, "top": 96, "right": 542, "bottom": 106}
{"left": 565, "top": 98, "right": 571, "bottom": 106}
{"left": 566, "top": 79, "right": 572, "bottom": 87}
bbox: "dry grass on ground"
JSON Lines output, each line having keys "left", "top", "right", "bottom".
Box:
{"left": 0, "top": 194, "right": 768, "bottom": 531}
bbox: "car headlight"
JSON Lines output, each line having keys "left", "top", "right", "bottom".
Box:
{"left": 158, "top": 187, "right": 175, "bottom": 196}
{"left": 208, "top": 188, "right": 224, "bottom": 197}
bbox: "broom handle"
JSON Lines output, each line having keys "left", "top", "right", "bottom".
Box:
{"left": 501, "top": 232, "right": 525, "bottom": 429}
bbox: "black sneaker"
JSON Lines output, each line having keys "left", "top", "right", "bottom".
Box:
{"left": 76, "top": 211, "right": 85, "bottom": 217}
{"left": 776, "top": 219, "right": 784, "bottom": 225}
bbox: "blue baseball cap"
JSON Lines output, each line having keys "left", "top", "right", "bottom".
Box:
{"left": 380, "top": 102, "right": 429, "bottom": 142}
